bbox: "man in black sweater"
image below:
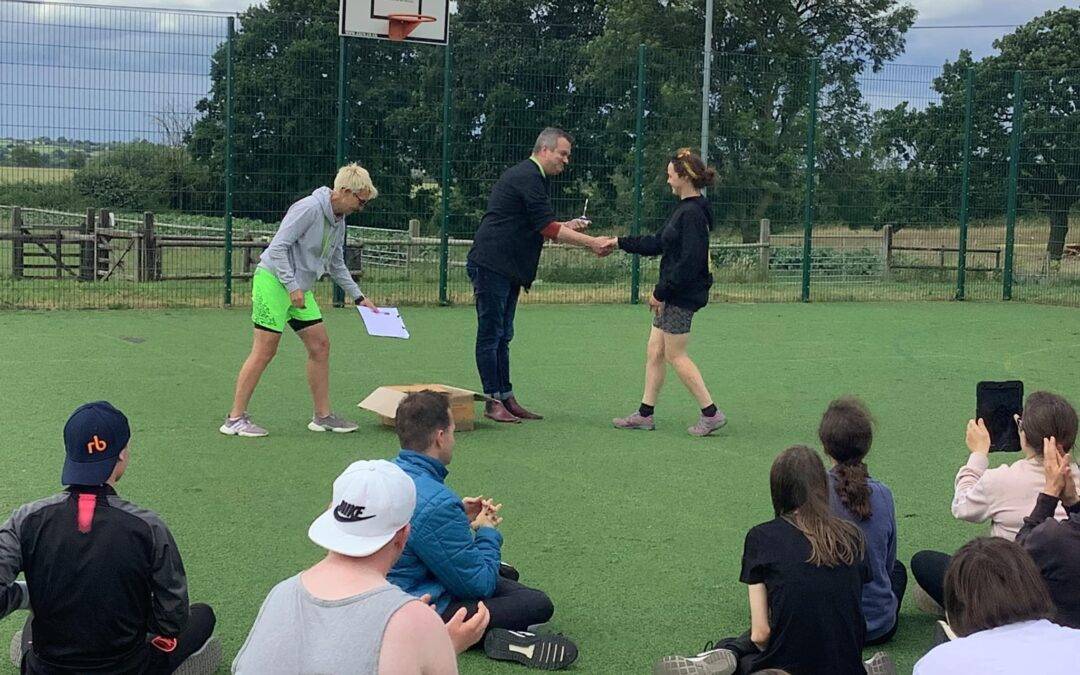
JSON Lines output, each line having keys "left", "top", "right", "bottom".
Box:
{"left": 1017, "top": 435, "right": 1080, "bottom": 628}
{"left": 466, "top": 127, "right": 613, "bottom": 422}
{"left": 0, "top": 402, "right": 219, "bottom": 674}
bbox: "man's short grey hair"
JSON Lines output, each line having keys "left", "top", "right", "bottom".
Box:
{"left": 533, "top": 127, "right": 574, "bottom": 154}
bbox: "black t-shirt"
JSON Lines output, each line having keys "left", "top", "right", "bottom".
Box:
{"left": 467, "top": 159, "right": 556, "bottom": 289}
{"left": 740, "top": 517, "right": 869, "bottom": 675}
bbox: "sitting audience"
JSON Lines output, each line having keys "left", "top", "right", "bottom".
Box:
{"left": 1016, "top": 435, "right": 1080, "bottom": 628}
{"left": 0, "top": 402, "right": 219, "bottom": 674}
{"left": 913, "top": 537, "right": 1080, "bottom": 673}
{"left": 388, "top": 390, "right": 578, "bottom": 670}
{"left": 820, "top": 397, "right": 905, "bottom": 644}
{"left": 912, "top": 391, "right": 1078, "bottom": 611}
{"left": 654, "top": 445, "right": 893, "bottom": 675}
{"left": 233, "top": 460, "right": 470, "bottom": 674}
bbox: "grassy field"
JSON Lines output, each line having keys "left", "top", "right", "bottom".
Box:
{"left": 0, "top": 168, "right": 74, "bottom": 184}
{"left": 1, "top": 303, "right": 1078, "bottom": 673}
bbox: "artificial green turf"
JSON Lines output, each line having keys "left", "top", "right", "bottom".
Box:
{"left": 0, "top": 302, "right": 1078, "bottom": 674}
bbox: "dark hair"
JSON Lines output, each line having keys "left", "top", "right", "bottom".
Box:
{"left": 533, "top": 127, "right": 574, "bottom": 153}
{"left": 670, "top": 148, "right": 717, "bottom": 189}
{"left": 1022, "top": 391, "right": 1078, "bottom": 453}
{"left": 770, "top": 445, "right": 865, "bottom": 567}
{"left": 944, "top": 537, "right": 1054, "bottom": 637}
{"left": 819, "top": 396, "right": 875, "bottom": 521}
{"left": 395, "top": 390, "right": 451, "bottom": 451}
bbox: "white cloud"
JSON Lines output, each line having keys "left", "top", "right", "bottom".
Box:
{"left": 907, "top": 0, "right": 987, "bottom": 23}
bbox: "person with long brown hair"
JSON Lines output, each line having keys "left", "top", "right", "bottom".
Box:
{"left": 607, "top": 148, "right": 725, "bottom": 437}
{"left": 654, "top": 446, "right": 894, "bottom": 675}
{"left": 913, "top": 537, "right": 1080, "bottom": 673}
{"left": 820, "top": 397, "right": 906, "bottom": 645}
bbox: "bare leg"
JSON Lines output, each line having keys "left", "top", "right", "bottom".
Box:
{"left": 297, "top": 322, "right": 332, "bottom": 418}
{"left": 663, "top": 332, "right": 713, "bottom": 407}
{"left": 229, "top": 329, "right": 282, "bottom": 418}
{"left": 642, "top": 326, "right": 667, "bottom": 406}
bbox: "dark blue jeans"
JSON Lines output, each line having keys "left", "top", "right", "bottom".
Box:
{"left": 467, "top": 262, "right": 520, "bottom": 398}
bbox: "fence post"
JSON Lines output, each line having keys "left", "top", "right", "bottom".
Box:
{"left": 79, "top": 209, "right": 95, "bottom": 281}
{"left": 96, "top": 209, "right": 110, "bottom": 280}
{"left": 54, "top": 229, "right": 63, "bottom": 278}
{"left": 631, "top": 43, "right": 646, "bottom": 304}
{"left": 11, "top": 207, "right": 23, "bottom": 278}
{"left": 332, "top": 35, "right": 350, "bottom": 308}
{"left": 439, "top": 43, "right": 452, "bottom": 306}
{"left": 140, "top": 212, "right": 156, "bottom": 282}
{"left": 800, "top": 58, "right": 820, "bottom": 302}
{"left": 224, "top": 16, "right": 236, "bottom": 307}
{"left": 759, "top": 218, "right": 770, "bottom": 279}
{"left": 881, "top": 225, "right": 893, "bottom": 279}
{"left": 956, "top": 67, "right": 975, "bottom": 301}
{"left": 1003, "top": 70, "right": 1023, "bottom": 301}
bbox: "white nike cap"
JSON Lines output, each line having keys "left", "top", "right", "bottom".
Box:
{"left": 308, "top": 460, "right": 416, "bottom": 557}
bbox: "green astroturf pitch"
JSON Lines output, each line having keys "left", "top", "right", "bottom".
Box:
{"left": 1, "top": 302, "right": 1078, "bottom": 673}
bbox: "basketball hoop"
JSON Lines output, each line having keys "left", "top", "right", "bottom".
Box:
{"left": 387, "top": 13, "right": 436, "bottom": 41}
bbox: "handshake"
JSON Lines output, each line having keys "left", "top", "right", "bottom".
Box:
{"left": 563, "top": 217, "right": 618, "bottom": 257}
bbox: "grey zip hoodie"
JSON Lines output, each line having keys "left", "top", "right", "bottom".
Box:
{"left": 257, "top": 186, "right": 363, "bottom": 299}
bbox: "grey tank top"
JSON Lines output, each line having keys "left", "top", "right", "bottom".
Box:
{"left": 232, "top": 575, "right": 416, "bottom": 674}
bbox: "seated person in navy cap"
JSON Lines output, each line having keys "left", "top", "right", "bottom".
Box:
{"left": 0, "top": 401, "right": 220, "bottom": 674}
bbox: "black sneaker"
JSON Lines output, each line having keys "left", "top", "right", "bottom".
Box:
{"left": 483, "top": 629, "right": 578, "bottom": 670}
{"left": 499, "top": 562, "right": 521, "bottom": 581}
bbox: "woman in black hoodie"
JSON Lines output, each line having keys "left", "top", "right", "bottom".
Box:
{"left": 609, "top": 148, "right": 725, "bottom": 437}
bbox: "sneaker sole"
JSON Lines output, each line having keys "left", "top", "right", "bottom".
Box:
{"left": 173, "top": 636, "right": 222, "bottom": 675}
{"left": 483, "top": 629, "right": 578, "bottom": 670}
{"left": 652, "top": 651, "right": 737, "bottom": 675}
{"left": 613, "top": 424, "right": 655, "bottom": 431}
{"left": 307, "top": 422, "right": 358, "bottom": 433}
{"left": 218, "top": 424, "right": 268, "bottom": 438}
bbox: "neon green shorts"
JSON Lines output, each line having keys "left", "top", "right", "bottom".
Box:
{"left": 251, "top": 268, "right": 322, "bottom": 332}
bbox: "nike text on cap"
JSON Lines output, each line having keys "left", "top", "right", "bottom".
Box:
{"left": 307, "top": 460, "right": 417, "bottom": 557}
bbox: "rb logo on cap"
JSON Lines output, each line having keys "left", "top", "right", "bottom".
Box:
{"left": 86, "top": 436, "right": 108, "bottom": 454}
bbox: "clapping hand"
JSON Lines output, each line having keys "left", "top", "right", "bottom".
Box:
{"left": 1042, "top": 436, "right": 1078, "bottom": 506}
{"left": 462, "top": 495, "right": 486, "bottom": 521}
{"left": 419, "top": 595, "right": 490, "bottom": 653}
{"left": 471, "top": 499, "right": 503, "bottom": 530}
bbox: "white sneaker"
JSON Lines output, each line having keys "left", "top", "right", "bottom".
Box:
{"left": 308, "top": 413, "right": 359, "bottom": 433}
{"left": 653, "top": 648, "right": 737, "bottom": 675}
{"left": 219, "top": 413, "right": 268, "bottom": 437}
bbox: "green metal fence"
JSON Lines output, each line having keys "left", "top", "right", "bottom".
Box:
{"left": 1, "top": 1, "right": 1078, "bottom": 310}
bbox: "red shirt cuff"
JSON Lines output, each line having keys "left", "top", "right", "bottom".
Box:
{"left": 540, "top": 222, "right": 561, "bottom": 240}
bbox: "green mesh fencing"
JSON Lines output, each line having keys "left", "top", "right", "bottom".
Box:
{"left": 1, "top": 2, "right": 1078, "bottom": 309}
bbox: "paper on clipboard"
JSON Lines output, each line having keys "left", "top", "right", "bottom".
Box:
{"left": 357, "top": 306, "right": 409, "bottom": 339}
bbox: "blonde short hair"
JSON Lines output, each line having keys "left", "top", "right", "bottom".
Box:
{"left": 334, "top": 163, "right": 379, "bottom": 199}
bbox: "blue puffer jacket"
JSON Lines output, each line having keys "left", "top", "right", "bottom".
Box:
{"left": 388, "top": 450, "right": 503, "bottom": 614}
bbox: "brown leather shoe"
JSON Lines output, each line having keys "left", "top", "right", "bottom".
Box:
{"left": 504, "top": 396, "right": 543, "bottom": 420}
{"left": 484, "top": 400, "right": 521, "bottom": 423}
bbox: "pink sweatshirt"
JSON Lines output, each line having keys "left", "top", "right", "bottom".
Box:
{"left": 952, "top": 453, "right": 1080, "bottom": 540}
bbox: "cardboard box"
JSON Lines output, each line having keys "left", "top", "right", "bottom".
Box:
{"left": 358, "top": 384, "right": 492, "bottom": 431}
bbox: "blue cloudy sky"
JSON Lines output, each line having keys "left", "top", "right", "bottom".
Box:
{"left": 1, "top": 0, "right": 1077, "bottom": 143}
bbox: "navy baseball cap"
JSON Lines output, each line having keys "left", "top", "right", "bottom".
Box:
{"left": 62, "top": 402, "right": 131, "bottom": 486}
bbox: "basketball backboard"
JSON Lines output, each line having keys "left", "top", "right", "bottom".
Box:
{"left": 339, "top": 0, "right": 449, "bottom": 45}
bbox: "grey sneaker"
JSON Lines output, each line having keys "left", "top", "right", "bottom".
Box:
{"left": 174, "top": 636, "right": 222, "bottom": 675}
{"left": 688, "top": 411, "right": 727, "bottom": 437}
{"left": 219, "top": 413, "right": 268, "bottom": 437}
{"left": 308, "top": 413, "right": 359, "bottom": 433}
{"left": 613, "top": 412, "right": 656, "bottom": 430}
{"left": 653, "top": 648, "right": 737, "bottom": 675}
{"left": 863, "top": 651, "right": 897, "bottom": 675}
